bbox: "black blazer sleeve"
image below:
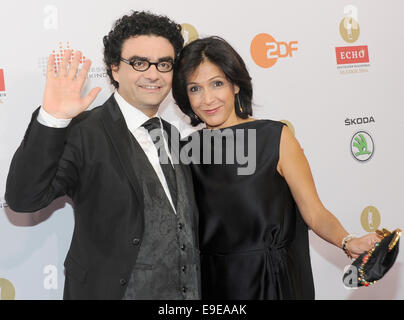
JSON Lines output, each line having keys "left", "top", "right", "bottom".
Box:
{"left": 5, "top": 108, "right": 82, "bottom": 212}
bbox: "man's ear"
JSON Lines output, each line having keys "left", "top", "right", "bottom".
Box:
{"left": 111, "top": 65, "right": 119, "bottom": 83}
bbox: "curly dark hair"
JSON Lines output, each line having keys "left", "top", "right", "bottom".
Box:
{"left": 172, "top": 36, "right": 253, "bottom": 126}
{"left": 103, "top": 11, "right": 184, "bottom": 89}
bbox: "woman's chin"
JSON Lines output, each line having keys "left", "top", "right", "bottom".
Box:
{"left": 204, "top": 119, "right": 224, "bottom": 129}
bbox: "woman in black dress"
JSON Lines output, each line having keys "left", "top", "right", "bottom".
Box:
{"left": 172, "top": 37, "right": 381, "bottom": 299}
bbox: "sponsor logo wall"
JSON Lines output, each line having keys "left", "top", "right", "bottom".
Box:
{"left": 0, "top": 1, "right": 403, "bottom": 300}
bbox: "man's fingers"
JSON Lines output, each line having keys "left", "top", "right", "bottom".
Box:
{"left": 76, "top": 59, "right": 91, "bottom": 86}
{"left": 58, "top": 49, "right": 72, "bottom": 77}
{"left": 46, "top": 54, "right": 56, "bottom": 78}
{"left": 82, "top": 87, "right": 102, "bottom": 109}
{"left": 67, "top": 50, "right": 82, "bottom": 79}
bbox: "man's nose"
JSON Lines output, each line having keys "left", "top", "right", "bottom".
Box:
{"left": 143, "top": 64, "right": 160, "bottom": 81}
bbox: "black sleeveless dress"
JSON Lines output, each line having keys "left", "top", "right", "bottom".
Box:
{"left": 187, "top": 120, "right": 315, "bottom": 300}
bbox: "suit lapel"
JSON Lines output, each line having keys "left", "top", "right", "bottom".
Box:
{"left": 99, "top": 94, "right": 143, "bottom": 206}
{"left": 162, "top": 120, "right": 180, "bottom": 210}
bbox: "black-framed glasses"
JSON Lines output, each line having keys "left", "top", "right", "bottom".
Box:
{"left": 120, "top": 57, "right": 174, "bottom": 73}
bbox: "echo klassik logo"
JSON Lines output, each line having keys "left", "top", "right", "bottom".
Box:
{"left": 38, "top": 42, "right": 107, "bottom": 79}
{"left": 181, "top": 23, "right": 199, "bottom": 46}
{"left": 335, "top": 5, "right": 370, "bottom": 74}
{"left": 351, "top": 130, "right": 374, "bottom": 162}
{"left": 250, "top": 33, "right": 298, "bottom": 68}
{"left": 38, "top": 42, "right": 87, "bottom": 76}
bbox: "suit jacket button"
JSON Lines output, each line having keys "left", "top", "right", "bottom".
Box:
{"left": 132, "top": 238, "right": 140, "bottom": 246}
{"left": 182, "top": 286, "right": 187, "bottom": 293}
{"left": 120, "top": 278, "right": 127, "bottom": 286}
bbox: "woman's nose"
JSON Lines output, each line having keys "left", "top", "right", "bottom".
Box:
{"left": 203, "top": 89, "right": 215, "bottom": 105}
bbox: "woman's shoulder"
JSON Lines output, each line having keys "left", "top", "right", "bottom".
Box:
{"left": 250, "top": 119, "right": 286, "bottom": 129}
{"left": 239, "top": 119, "right": 286, "bottom": 135}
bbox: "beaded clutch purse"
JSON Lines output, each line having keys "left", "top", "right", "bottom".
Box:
{"left": 343, "top": 228, "right": 401, "bottom": 287}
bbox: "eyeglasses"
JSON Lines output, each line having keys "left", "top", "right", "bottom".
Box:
{"left": 120, "top": 57, "right": 174, "bottom": 73}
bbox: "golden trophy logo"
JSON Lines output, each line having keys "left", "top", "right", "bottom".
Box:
{"left": 181, "top": 23, "right": 199, "bottom": 46}
{"left": 339, "top": 5, "right": 360, "bottom": 43}
{"left": 0, "top": 278, "right": 16, "bottom": 300}
{"left": 361, "top": 206, "right": 381, "bottom": 232}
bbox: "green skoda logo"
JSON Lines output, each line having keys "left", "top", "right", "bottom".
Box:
{"left": 351, "top": 131, "right": 374, "bottom": 162}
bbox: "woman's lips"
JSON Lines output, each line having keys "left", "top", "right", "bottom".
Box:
{"left": 203, "top": 106, "right": 221, "bottom": 115}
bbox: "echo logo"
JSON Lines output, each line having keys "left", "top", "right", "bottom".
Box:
{"left": 250, "top": 33, "right": 298, "bottom": 68}
{"left": 336, "top": 46, "right": 369, "bottom": 65}
{"left": 0, "top": 69, "right": 5, "bottom": 92}
{"left": 0, "top": 278, "right": 16, "bottom": 300}
{"left": 0, "top": 69, "right": 6, "bottom": 103}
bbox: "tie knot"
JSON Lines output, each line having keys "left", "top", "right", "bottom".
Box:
{"left": 142, "top": 117, "right": 161, "bottom": 132}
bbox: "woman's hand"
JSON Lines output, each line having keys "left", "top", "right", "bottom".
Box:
{"left": 346, "top": 233, "right": 383, "bottom": 259}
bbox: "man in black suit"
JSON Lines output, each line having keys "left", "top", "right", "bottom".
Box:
{"left": 5, "top": 11, "right": 201, "bottom": 300}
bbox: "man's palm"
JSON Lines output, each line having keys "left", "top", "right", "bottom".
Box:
{"left": 42, "top": 50, "right": 101, "bottom": 119}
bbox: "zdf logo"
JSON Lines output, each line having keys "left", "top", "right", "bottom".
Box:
{"left": 250, "top": 33, "right": 298, "bottom": 68}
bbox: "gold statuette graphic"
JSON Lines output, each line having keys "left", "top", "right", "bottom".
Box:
{"left": 339, "top": 17, "right": 360, "bottom": 43}
{"left": 181, "top": 23, "right": 199, "bottom": 46}
{"left": 0, "top": 278, "right": 15, "bottom": 300}
{"left": 361, "top": 206, "right": 381, "bottom": 232}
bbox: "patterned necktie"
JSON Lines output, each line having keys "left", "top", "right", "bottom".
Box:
{"left": 142, "top": 117, "right": 177, "bottom": 209}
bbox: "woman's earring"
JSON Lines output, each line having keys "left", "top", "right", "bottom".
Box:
{"left": 236, "top": 93, "right": 243, "bottom": 112}
{"left": 192, "top": 112, "right": 200, "bottom": 121}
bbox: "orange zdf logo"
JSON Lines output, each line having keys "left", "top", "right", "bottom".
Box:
{"left": 250, "top": 33, "right": 298, "bottom": 68}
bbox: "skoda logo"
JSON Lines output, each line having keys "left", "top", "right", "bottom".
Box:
{"left": 351, "top": 131, "right": 374, "bottom": 162}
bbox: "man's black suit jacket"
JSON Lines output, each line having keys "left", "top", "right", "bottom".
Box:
{"left": 5, "top": 94, "right": 200, "bottom": 299}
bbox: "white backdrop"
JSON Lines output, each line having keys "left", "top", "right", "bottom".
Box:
{"left": 0, "top": 0, "right": 403, "bottom": 300}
